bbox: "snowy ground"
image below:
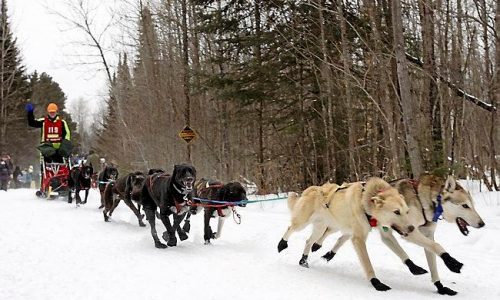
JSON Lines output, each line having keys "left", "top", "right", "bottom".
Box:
{"left": 0, "top": 188, "right": 499, "bottom": 300}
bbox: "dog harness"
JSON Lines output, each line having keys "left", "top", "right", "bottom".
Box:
{"left": 195, "top": 179, "right": 228, "bottom": 217}
{"left": 408, "top": 179, "right": 443, "bottom": 224}
{"left": 147, "top": 173, "right": 190, "bottom": 214}
{"left": 432, "top": 195, "right": 443, "bottom": 222}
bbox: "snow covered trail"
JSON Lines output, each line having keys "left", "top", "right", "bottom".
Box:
{"left": 0, "top": 189, "right": 499, "bottom": 300}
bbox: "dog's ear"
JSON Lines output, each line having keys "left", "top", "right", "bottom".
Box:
{"left": 444, "top": 176, "right": 456, "bottom": 192}
{"left": 172, "top": 165, "right": 179, "bottom": 178}
{"left": 371, "top": 195, "right": 385, "bottom": 208}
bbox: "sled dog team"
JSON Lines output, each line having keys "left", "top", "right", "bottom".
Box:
{"left": 91, "top": 162, "right": 484, "bottom": 296}
{"left": 277, "top": 175, "right": 485, "bottom": 295}
{"left": 97, "top": 164, "right": 247, "bottom": 248}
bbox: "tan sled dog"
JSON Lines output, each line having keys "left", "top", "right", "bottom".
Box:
{"left": 277, "top": 177, "right": 464, "bottom": 292}
{"left": 313, "top": 175, "right": 484, "bottom": 295}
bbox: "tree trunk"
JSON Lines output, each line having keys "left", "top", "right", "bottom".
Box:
{"left": 419, "top": 0, "right": 442, "bottom": 170}
{"left": 391, "top": 0, "right": 424, "bottom": 177}
{"left": 337, "top": 0, "right": 358, "bottom": 180}
{"left": 367, "top": 0, "right": 400, "bottom": 178}
{"left": 317, "top": 0, "right": 333, "bottom": 181}
{"left": 181, "top": 0, "right": 191, "bottom": 163}
{"left": 491, "top": 0, "right": 499, "bottom": 190}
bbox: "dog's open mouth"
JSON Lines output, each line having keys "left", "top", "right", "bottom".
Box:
{"left": 456, "top": 217, "right": 469, "bottom": 236}
{"left": 391, "top": 225, "right": 409, "bottom": 237}
{"left": 183, "top": 180, "right": 194, "bottom": 192}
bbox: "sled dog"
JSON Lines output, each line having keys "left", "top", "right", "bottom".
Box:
{"left": 277, "top": 177, "right": 463, "bottom": 292}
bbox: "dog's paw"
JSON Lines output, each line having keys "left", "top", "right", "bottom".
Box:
{"left": 434, "top": 281, "right": 457, "bottom": 296}
{"left": 98, "top": 204, "right": 104, "bottom": 209}
{"left": 440, "top": 253, "right": 463, "bottom": 273}
{"left": 139, "top": 221, "right": 146, "bottom": 227}
{"left": 322, "top": 251, "right": 336, "bottom": 262}
{"left": 182, "top": 221, "right": 191, "bottom": 233}
{"left": 204, "top": 240, "right": 212, "bottom": 245}
{"left": 299, "top": 255, "right": 309, "bottom": 268}
{"left": 311, "top": 243, "right": 322, "bottom": 252}
{"left": 404, "top": 259, "right": 428, "bottom": 275}
{"left": 167, "top": 236, "right": 177, "bottom": 247}
{"left": 155, "top": 241, "right": 167, "bottom": 249}
{"left": 370, "top": 278, "right": 391, "bottom": 291}
{"left": 277, "top": 239, "right": 288, "bottom": 253}
{"left": 178, "top": 230, "right": 188, "bottom": 241}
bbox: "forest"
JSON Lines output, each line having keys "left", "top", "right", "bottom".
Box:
{"left": 1, "top": 0, "right": 498, "bottom": 193}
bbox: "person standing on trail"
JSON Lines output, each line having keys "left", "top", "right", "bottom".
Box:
{"left": 12, "top": 166, "right": 22, "bottom": 188}
{"left": 26, "top": 102, "right": 73, "bottom": 163}
{"left": 0, "top": 155, "right": 11, "bottom": 191}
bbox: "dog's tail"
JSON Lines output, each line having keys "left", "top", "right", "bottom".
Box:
{"left": 287, "top": 192, "right": 299, "bottom": 210}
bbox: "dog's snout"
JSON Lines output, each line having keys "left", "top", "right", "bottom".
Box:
{"left": 407, "top": 225, "right": 415, "bottom": 233}
{"left": 478, "top": 221, "right": 485, "bottom": 228}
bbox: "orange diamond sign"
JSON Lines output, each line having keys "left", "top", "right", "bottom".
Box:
{"left": 178, "top": 126, "right": 196, "bottom": 144}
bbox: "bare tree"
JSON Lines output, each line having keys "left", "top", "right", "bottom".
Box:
{"left": 392, "top": 0, "right": 424, "bottom": 177}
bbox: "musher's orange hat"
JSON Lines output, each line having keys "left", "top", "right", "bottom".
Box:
{"left": 47, "top": 103, "right": 58, "bottom": 113}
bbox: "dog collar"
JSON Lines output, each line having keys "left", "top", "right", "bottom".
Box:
{"left": 365, "top": 213, "right": 378, "bottom": 227}
{"left": 173, "top": 182, "right": 190, "bottom": 195}
{"left": 365, "top": 213, "right": 389, "bottom": 231}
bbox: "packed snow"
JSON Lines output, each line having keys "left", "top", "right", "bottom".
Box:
{"left": 0, "top": 187, "right": 499, "bottom": 300}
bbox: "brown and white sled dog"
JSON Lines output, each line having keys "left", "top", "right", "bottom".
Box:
{"left": 312, "top": 175, "right": 485, "bottom": 295}
{"left": 277, "top": 177, "right": 464, "bottom": 292}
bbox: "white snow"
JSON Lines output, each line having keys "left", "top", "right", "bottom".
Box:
{"left": 0, "top": 188, "right": 499, "bottom": 300}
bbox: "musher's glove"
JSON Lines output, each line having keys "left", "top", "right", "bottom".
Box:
{"left": 25, "top": 103, "right": 34, "bottom": 113}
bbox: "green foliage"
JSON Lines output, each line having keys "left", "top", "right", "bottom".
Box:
{"left": 0, "top": 0, "right": 31, "bottom": 163}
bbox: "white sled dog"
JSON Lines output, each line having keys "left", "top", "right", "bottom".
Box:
{"left": 277, "top": 177, "right": 464, "bottom": 292}
{"left": 311, "top": 175, "right": 485, "bottom": 295}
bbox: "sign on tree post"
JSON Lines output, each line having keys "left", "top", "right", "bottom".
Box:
{"left": 178, "top": 126, "right": 196, "bottom": 144}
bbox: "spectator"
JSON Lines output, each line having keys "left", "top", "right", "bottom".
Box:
{"left": 13, "top": 166, "right": 22, "bottom": 188}
{"left": 1, "top": 152, "right": 13, "bottom": 170}
{"left": 0, "top": 156, "right": 11, "bottom": 191}
{"left": 26, "top": 165, "right": 34, "bottom": 188}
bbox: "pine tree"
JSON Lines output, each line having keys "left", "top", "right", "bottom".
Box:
{"left": 0, "top": 0, "right": 30, "bottom": 161}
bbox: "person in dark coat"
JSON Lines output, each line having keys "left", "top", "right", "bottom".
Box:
{"left": 13, "top": 166, "right": 22, "bottom": 188}
{"left": 0, "top": 156, "right": 11, "bottom": 191}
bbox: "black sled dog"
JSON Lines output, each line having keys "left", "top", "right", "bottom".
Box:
{"left": 98, "top": 165, "right": 119, "bottom": 209}
{"left": 68, "top": 164, "right": 93, "bottom": 205}
{"left": 141, "top": 164, "right": 196, "bottom": 248}
{"left": 184, "top": 178, "right": 247, "bottom": 244}
{"left": 103, "top": 171, "right": 147, "bottom": 226}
